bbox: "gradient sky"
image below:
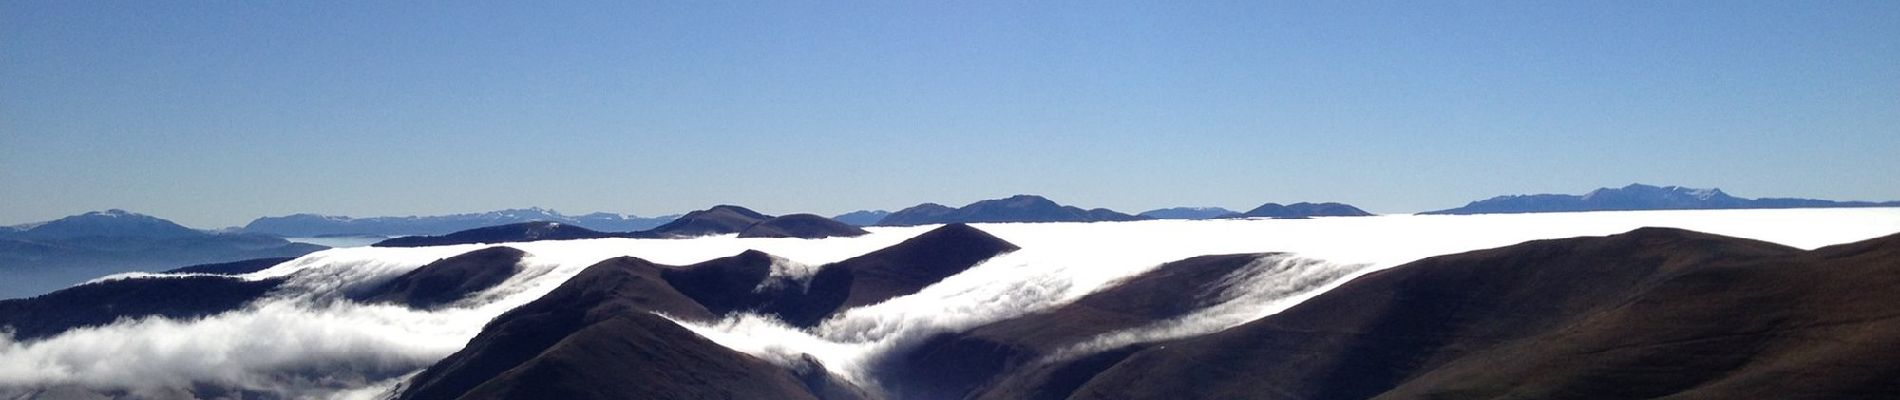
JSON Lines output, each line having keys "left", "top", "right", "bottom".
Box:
{"left": 4, "top": 1, "right": 1898, "bottom": 228}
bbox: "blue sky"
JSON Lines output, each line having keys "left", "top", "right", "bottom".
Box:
{"left": 4, "top": 1, "right": 1898, "bottom": 228}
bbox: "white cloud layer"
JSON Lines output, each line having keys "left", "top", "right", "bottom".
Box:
{"left": 1, "top": 208, "right": 1897, "bottom": 398}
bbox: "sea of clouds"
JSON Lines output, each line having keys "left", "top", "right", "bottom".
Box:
{"left": 2, "top": 208, "right": 1897, "bottom": 398}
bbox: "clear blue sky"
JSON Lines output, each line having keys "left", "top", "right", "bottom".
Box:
{"left": 4, "top": 1, "right": 1898, "bottom": 228}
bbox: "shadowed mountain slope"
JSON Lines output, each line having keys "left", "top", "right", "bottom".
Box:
{"left": 393, "top": 256, "right": 720, "bottom": 400}
{"left": 354, "top": 246, "right": 527, "bottom": 309}
{"left": 637, "top": 205, "right": 774, "bottom": 238}
{"left": 394, "top": 224, "right": 1021, "bottom": 399}
{"left": 833, "top": 210, "right": 893, "bottom": 226}
{"left": 0, "top": 275, "right": 284, "bottom": 341}
{"left": 373, "top": 222, "right": 607, "bottom": 247}
{"left": 657, "top": 250, "right": 784, "bottom": 317}
{"left": 662, "top": 223, "right": 1020, "bottom": 327}
{"left": 1044, "top": 228, "right": 1900, "bottom": 400}
{"left": 819, "top": 223, "right": 1021, "bottom": 315}
{"left": 884, "top": 253, "right": 1280, "bottom": 400}
{"left": 391, "top": 253, "right": 877, "bottom": 400}
{"left": 451, "top": 311, "right": 834, "bottom": 400}
{"left": 739, "top": 214, "right": 870, "bottom": 239}
{"left": 162, "top": 257, "right": 295, "bottom": 275}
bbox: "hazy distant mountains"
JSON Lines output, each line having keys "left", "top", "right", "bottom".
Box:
{"left": 367, "top": 195, "right": 1373, "bottom": 246}
{"left": 1137, "top": 203, "right": 1375, "bottom": 220}
{"left": 5, "top": 209, "right": 207, "bottom": 240}
{"left": 229, "top": 184, "right": 1900, "bottom": 235}
{"left": 877, "top": 195, "right": 1144, "bottom": 226}
{"left": 0, "top": 210, "right": 324, "bottom": 299}
{"left": 372, "top": 205, "right": 868, "bottom": 247}
{"left": 241, "top": 207, "right": 679, "bottom": 237}
{"left": 1425, "top": 183, "right": 1900, "bottom": 215}
{"left": 865, "top": 196, "right": 1373, "bottom": 226}
{"left": 831, "top": 210, "right": 891, "bottom": 226}
{"left": 371, "top": 195, "right": 1377, "bottom": 246}
{"left": 372, "top": 222, "right": 612, "bottom": 248}
{"left": 7, "top": 185, "right": 1885, "bottom": 299}
{"left": 626, "top": 206, "right": 863, "bottom": 239}
{"left": 1137, "top": 207, "right": 1237, "bottom": 220}
{"left": 1236, "top": 202, "right": 1374, "bottom": 218}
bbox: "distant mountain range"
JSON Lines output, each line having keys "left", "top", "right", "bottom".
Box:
{"left": 635, "top": 205, "right": 777, "bottom": 238}
{"left": 736, "top": 214, "right": 871, "bottom": 239}
{"left": 0, "top": 210, "right": 324, "bottom": 299}
{"left": 1238, "top": 202, "right": 1374, "bottom": 218}
{"left": 1425, "top": 183, "right": 1900, "bottom": 215}
{"left": 863, "top": 196, "right": 1374, "bottom": 225}
{"left": 5, "top": 185, "right": 1887, "bottom": 299}
{"left": 1137, "top": 207, "right": 1237, "bottom": 220}
{"left": 1137, "top": 203, "right": 1375, "bottom": 220}
{"left": 831, "top": 210, "right": 891, "bottom": 226}
{"left": 241, "top": 208, "right": 680, "bottom": 237}
{"left": 877, "top": 195, "right": 1145, "bottom": 226}
{"left": 371, "top": 222, "right": 615, "bottom": 248}
{"left": 5, "top": 209, "right": 208, "bottom": 240}
{"left": 363, "top": 196, "right": 1380, "bottom": 246}
{"left": 372, "top": 205, "right": 868, "bottom": 247}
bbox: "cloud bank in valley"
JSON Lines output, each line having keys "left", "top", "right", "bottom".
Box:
{"left": 1, "top": 208, "right": 1897, "bottom": 398}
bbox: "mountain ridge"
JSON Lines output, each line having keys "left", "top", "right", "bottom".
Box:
{"left": 373, "top": 205, "right": 869, "bottom": 246}
{"left": 392, "top": 223, "right": 1019, "bottom": 399}
{"left": 0, "top": 210, "right": 325, "bottom": 299}
{"left": 832, "top": 210, "right": 892, "bottom": 226}
{"left": 2, "top": 209, "right": 208, "bottom": 240}
{"left": 738, "top": 214, "right": 871, "bottom": 239}
{"left": 1238, "top": 202, "right": 1374, "bottom": 218}
{"left": 1136, "top": 207, "right": 1237, "bottom": 220}
{"left": 1044, "top": 228, "right": 1900, "bottom": 399}
{"left": 241, "top": 207, "right": 680, "bottom": 237}
{"left": 373, "top": 222, "right": 606, "bottom": 247}
{"left": 1427, "top": 183, "right": 1900, "bottom": 215}
{"left": 877, "top": 195, "right": 1143, "bottom": 226}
